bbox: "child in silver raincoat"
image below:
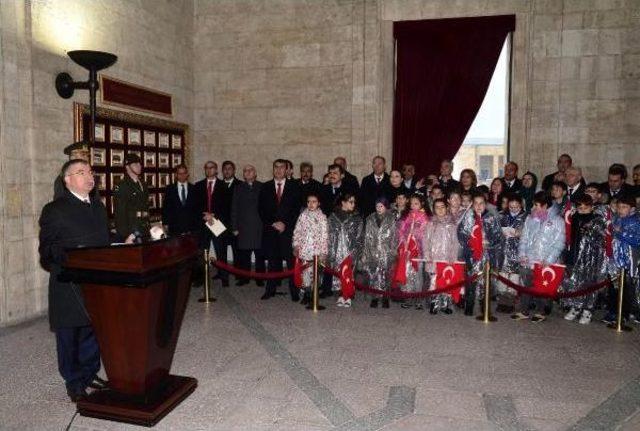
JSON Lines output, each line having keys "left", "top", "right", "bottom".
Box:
{"left": 361, "top": 198, "right": 397, "bottom": 308}
{"left": 561, "top": 194, "right": 608, "bottom": 325}
{"left": 511, "top": 192, "right": 565, "bottom": 323}
{"left": 423, "top": 198, "right": 460, "bottom": 314}
{"left": 496, "top": 194, "right": 527, "bottom": 313}
{"left": 327, "top": 193, "right": 364, "bottom": 308}
{"left": 457, "top": 192, "right": 504, "bottom": 316}
{"left": 292, "top": 193, "right": 328, "bottom": 303}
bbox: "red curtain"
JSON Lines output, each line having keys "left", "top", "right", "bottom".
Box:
{"left": 392, "top": 15, "right": 516, "bottom": 177}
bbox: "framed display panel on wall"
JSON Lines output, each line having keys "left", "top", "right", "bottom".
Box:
{"left": 74, "top": 103, "right": 190, "bottom": 223}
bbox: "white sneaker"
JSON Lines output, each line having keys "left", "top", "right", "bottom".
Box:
{"left": 564, "top": 308, "right": 580, "bottom": 321}
{"left": 336, "top": 297, "right": 345, "bottom": 307}
{"left": 343, "top": 298, "right": 352, "bottom": 308}
{"left": 578, "top": 310, "right": 592, "bottom": 325}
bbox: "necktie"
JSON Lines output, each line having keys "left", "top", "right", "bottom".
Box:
{"left": 207, "top": 181, "right": 213, "bottom": 212}
{"left": 276, "top": 182, "right": 283, "bottom": 204}
{"left": 376, "top": 177, "right": 380, "bottom": 185}
{"left": 568, "top": 188, "right": 573, "bottom": 198}
{"left": 180, "top": 184, "right": 186, "bottom": 205}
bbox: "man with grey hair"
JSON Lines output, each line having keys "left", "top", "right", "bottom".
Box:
{"left": 39, "top": 159, "right": 133, "bottom": 402}
{"left": 565, "top": 166, "right": 585, "bottom": 203}
{"left": 231, "top": 164, "right": 265, "bottom": 286}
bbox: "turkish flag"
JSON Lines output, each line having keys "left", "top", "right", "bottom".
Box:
{"left": 406, "top": 236, "right": 420, "bottom": 271}
{"left": 393, "top": 236, "right": 420, "bottom": 287}
{"left": 339, "top": 255, "right": 355, "bottom": 299}
{"left": 532, "top": 262, "right": 565, "bottom": 296}
{"left": 564, "top": 200, "right": 572, "bottom": 246}
{"left": 293, "top": 257, "right": 304, "bottom": 289}
{"left": 468, "top": 214, "right": 484, "bottom": 261}
{"left": 435, "top": 261, "right": 466, "bottom": 303}
{"left": 605, "top": 207, "right": 613, "bottom": 258}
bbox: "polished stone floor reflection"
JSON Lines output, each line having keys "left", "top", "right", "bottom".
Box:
{"left": 2, "top": 282, "right": 640, "bottom": 430}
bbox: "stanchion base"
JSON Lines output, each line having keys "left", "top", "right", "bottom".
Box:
{"left": 306, "top": 305, "right": 326, "bottom": 311}
{"left": 198, "top": 297, "right": 217, "bottom": 303}
{"left": 607, "top": 323, "right": 633, "bottom": 332}
{"left": 476, "top": 315, "right": 498, "bottom": 322}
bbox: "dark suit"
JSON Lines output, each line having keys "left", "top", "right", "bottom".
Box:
{"left": 567, "top": 183, "right": 586, "bottom": 203}
{"left": 359, "top": 173, "right": 390, "bottom": 218}
{"left": 503, "top": 178, "right": 523, "bottom": 195}
{"left": 402, "top": 177, "right": 418, "bottom": 193}
{"left": 231, "top": 181, "right": 265, "bottom": 282}
{"left": 215, "top": 178, "right": 242, "bottom": 281}
{"left": 439, "top": 177, "right": 460, "bottom": 194}
{"left": 320, "top": 182, "right": 358, "bottom": 215}
{"left": 258, "top": 179, "right": 301, "bottom": 298}
{"left": 601, "top": 182, "right": 635, "bottom": 202}
{"left": 162, "top": 182, "right": 199, "bottom": 236}
{"left": 542, "top": 172, "right": 586, "bottom": 191}
{"left": 194, "top": 177, "right": 227, "bottom": 284}
{"left": 343, "top": 170, "right": 360, "bottom": 190}
{"left": 39, "top": 190, "right": 110, "bottom": 394}
{"left": 297, "top": 178, "right": 322, "bottom": 208}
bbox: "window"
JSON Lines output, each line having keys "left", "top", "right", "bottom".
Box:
{"left": 452, "top": 36, "right": 510, "bottom": 186}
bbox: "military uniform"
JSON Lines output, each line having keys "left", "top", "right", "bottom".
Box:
{"left": 113, "top": 154, "right": 150, "bottom": 238}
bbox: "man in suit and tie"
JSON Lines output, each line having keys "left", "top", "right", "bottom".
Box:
{"left": 320, "top": 164, "right": 358, "bottom": 215}
{"left": 502, "top": 161, "right": 523, "bottom": 195}
{"left": 162, "top": 164, "right": 198, "bottom": 236}
{"left": 258, "top": 159, "right": 302, "bottom": 300}
{"left": 360, "top": 156, "right": 390, "bottom": 218}
{"left": 40, "top": 159, "right": 132, "bottom": 402}
{"left": 602, "top": 164, "right": 635, "bottom": 202}
{"left": 401, "top": 163, "right": 418, "bottom": 192}
{"left": 194, "top": 161, "right": 227, "bottom": 285}
{"left": 565, "top": 166, "right": 586, "bottom": 203}
{"left": 214, "top": 160, "right": 242, "bottom": 286}
{"left": 542, "top": 153, "right": 574, "bottom": 192}
{"left": 297, "top": 162, "right": 322, "bottom": 207}
{"left": 438, "top": 159, "right": 460, "bottom": 193}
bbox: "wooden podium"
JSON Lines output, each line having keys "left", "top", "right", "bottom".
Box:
{"left": 61, "top": 234, "right": 199, "bottom": 426}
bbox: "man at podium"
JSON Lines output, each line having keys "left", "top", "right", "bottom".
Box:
{"left": 39, "top": 159, "right": 131, "bottom": 402}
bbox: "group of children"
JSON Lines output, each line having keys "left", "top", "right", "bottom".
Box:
{"left": 291, "top": 184, "right": 640, "bottom": 325}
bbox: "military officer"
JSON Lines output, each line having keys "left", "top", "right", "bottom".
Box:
{"left": 113, "top": 153, "right": 150, "bottom": 238}
{"left": 53, "top": 140, "right": 100, "bottom": 200}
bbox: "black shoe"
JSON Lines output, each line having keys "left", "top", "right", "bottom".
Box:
{"left": 291, "top": 292, "right": 300, "bottom": 302}
{"left": 87, "top": 376, "right": 108, "bottom": 390}
{"left": 429, "top": 303, "right": 438, "bottom": 314}
{"left": 442, "top": 307, "right": 453, "bottom": 315}
{"left": 67, "top": 387, "right": 88, "bottom": 403}
{"left": 300, "top": 293, "right": 310, "bottom": 305}
{"left": 256, "top": 280, "right": 265, "bottom": 287}
{"left": 382, "top": 298, "right": 390, "bottom": 308}
{"left": 370, "top": 299, "right": 379, "bottom": 308}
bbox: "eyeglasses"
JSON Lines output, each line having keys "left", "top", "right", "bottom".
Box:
{"left": 66, "top": 169, "right": 94, "bottom": 177}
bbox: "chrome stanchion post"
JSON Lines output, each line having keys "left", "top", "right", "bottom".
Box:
{"left": 199, "top": 249, "right": 217, "bottom": 303}
{"left": 307, "top": 256, "right": 325, "bottom": 311}
{"left": 477, "top": 261, "right": 496, "bottom": 323}
{"left": 609, "top": 268, "right": 632, "bottom": 332}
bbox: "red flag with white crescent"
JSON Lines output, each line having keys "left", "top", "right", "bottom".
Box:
{"left": 564, "top": 200, "right": 572, "bottom": 246}
{"left": 532, "top": 262, "right": 565, "bottom": 295}
{"left": 339, "top": 255, "right": 355, "bottom": 299}
{"left": 406, "top": 236, "right": 420, "bottom": 271}
{"left": 293, "top": 257, "right": 304, "bottom": 289}
{"left": 392, "top": 243, "right": 408, "bottom": 287}
{"left": 435, "top": 261, "right": 465, "bottom": 303}
{"left": 605, "top": 207, "right": 613, "bottom": 258}
{"left": 468, "top": 214, "right": 484, "bottom": 261}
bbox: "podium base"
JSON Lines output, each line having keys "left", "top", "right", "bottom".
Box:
{"left": 77, "top": 375, "right": 197, "bottom": 427}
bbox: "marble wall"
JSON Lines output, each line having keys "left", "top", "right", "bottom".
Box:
{"left": 0, "top": 0, "right": 193, "bottom": 326}
{"left": 1, "top": 0, "right": 638, "bottom": 326}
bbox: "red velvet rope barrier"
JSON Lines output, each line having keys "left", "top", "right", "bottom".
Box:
{"left": 211, "top": 259, "right": 310, "bottom": 280}
{"left": 323, "top": 266, "right": 480, "bottom": 299}
{"left": 491, "top": 271, "right": 612, "bottom": 300}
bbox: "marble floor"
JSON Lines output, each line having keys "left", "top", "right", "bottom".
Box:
{"left": 2, "top": 282, "right": 640, "bottom": 431}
